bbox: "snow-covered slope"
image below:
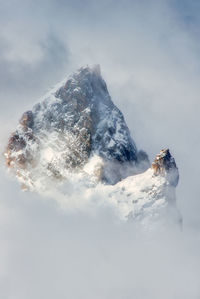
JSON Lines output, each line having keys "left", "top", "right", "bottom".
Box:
{"left": 88, "top": 148, "right": 180, "bottom": 226}
{"left": 4, "top": 65, "right": 181, "bottom": 226}
{"left": 105, "top": 167, "right": 181, "bottom": 226}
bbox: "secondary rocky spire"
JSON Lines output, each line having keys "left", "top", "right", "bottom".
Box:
{"left": 152, "top": 149, "right": 179, "bottom": 187}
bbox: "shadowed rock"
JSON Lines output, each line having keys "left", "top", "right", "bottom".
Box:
{"left": 152, "top": 149, "right": 179, "bottom": 187}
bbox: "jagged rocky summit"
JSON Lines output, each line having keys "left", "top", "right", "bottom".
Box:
{"left": 4, "top": 65, "right": 181, "bottom": 226}
{"left": 5, "top": 65, "right": 149, "bottom": 188}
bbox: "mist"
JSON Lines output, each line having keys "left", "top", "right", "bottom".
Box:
{"left": 0, "top": 0, "right": 200, "bottom": 298}
{"left": 1, "top": 167, "right": 200, "bottom": 298}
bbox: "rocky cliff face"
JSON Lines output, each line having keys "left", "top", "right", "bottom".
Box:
{"left": 4, "top": 65, "right": 180, "bottom": 226}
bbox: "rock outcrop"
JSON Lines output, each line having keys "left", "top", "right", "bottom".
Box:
{"left": 152, "top": 149, "right": 179, "bottom": 187}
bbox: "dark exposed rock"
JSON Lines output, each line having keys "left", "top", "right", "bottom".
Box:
{"left": 152, "top": 149, "right": 179, "bottom": 187}
{"left": 19, "top": 111, "right": 34, "bottom": 130}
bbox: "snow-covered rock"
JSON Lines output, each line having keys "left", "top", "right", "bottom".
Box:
{"left": 4, "top": 65, "right": 149, "bottom": 189}
{"left": 4, "top": 65, "right": 181, "bottom": 226}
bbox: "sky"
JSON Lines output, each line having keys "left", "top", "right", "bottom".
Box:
{"left": 0, "top": 0, "right": 200, "bottom": 298}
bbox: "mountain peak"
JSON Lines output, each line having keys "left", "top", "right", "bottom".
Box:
{"left": 4, "top": 65, "right": 180, "bottom": 226}
{"left": 5, "top": 65, "right": 149, "bottom": 189}
{"left": 75, "top": 64, "right": 101, "bottom": 76}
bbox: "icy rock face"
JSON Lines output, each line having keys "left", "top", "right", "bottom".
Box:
{"left": 4, "top": 65, "right": 149, "bottom": 189}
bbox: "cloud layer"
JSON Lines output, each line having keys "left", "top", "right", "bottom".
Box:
{"left": 1, "top": 169, "right": 200, "bottom": 299}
